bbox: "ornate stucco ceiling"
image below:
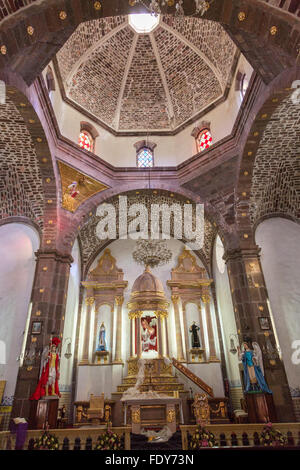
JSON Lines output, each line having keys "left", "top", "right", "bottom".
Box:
{"left": 56, "top": 15, "right": 237, "bottom": 135}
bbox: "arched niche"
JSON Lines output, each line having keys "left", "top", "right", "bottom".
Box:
{"left": 255, "top": 217, "right": 300, "bottom": 396}
{"left": 0, "top": 222, "right": 40, "bottom": 404}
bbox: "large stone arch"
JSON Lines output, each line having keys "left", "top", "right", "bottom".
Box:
{"left": 235, "top": 80, "right": 300, "bottom": 248}
{"left": 0, "top": 85, "right": 58, "bottom": 249}
{"left": 75, "top": 189, "right": 217, "bottom": 276}
{"left": 56, "top": 182, "right": 228, "bottom": 252}
{"left": 0, "top": 0, "right": 299, "bottom": 85}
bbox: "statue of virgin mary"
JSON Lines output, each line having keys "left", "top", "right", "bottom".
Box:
{"left": 96, "top": 322, "right": 106, "bottom": 352}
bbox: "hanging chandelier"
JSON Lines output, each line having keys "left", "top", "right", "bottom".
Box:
{"left": 132, "top": 239, "right": 172, "bottom": 268}
{"left": 128, "top": 0, "right": 212, "bottom": 17}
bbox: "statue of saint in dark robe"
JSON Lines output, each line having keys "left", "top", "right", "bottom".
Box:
{"left": 190, "top": 322, "right": 201, "bottom": 348}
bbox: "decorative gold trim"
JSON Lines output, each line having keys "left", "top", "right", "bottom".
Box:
{"left": 132, "top": 408, "right": 140, "bottom": 424}
{"left": 115, "top": 296, "right": 124, "bottom": 306}
{"left": 201, "top": 294, "right": 210, "bottom": 303}
{"left": 85, "top": 296, "right": 95, "bottom": 306}
{"left": 167, "top": 408, "right": 176, "bottom": 423}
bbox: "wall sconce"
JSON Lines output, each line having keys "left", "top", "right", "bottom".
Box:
{"left": 229, "top": 333, "right": 240, "bottom": 355}
{"left": 64, "top": 338, "right": 72, "bottom": 360}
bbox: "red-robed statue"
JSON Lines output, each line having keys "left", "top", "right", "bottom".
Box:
{"left": 30, "top": 337, "right": 61, "bottom": 400}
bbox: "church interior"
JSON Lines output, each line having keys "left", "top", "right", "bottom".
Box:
{"left": 0, "top": 0, "right": 299, "bottom": 451}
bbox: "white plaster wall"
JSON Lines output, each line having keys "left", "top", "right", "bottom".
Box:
{"left": 76, "top": 364, "right": 123, "bottom": 401}
{"left": 212, "top": 235, "right": 241, "bottom": 388}
{"left": 0, "top": 223, "right": 39, "bottom": 401}
{"left": 256, "top": 218, "right": 300, "bottom": 391}
{"left": 43, "top": 54, "right": 252, "bottom": 167}
{"left": 59, "top": 239, "right": 81, "bottom": 392}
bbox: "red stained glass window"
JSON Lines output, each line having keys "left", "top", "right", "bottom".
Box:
{"left": 196, "top": 128, "right": 212, "bottom": 153}
{"left": 78, "top": 131, "right": 93, "bottom": 152}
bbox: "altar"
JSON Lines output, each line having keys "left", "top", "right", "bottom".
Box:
{"left": 123, "top": 397, "right": 183, "bottom": 434}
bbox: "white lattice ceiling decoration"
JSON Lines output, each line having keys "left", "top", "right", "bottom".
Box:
{"left": 56, "top": 15, "right": 237, "bottom": 134}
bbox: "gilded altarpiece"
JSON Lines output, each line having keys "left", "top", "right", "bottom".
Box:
{"left": 80, "top": 249, "right": 128, "bottom": 365}
{"left": 167, "top": 248, "right": 219, "bottom": 363}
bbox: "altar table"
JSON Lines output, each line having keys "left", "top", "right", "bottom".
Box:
{"left": 122, "top": 397, "right": 183, "bottom": 434}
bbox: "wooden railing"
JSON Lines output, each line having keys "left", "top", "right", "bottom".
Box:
{"left": 172, "top": 358, "right": 214, "bottom": 396}
{"left": 180, "top": 423, "right": 300, "bottom": 450}
{"left": 1, "top": 423, "right": 300, "bottom": 450}
{"left": 0, "top": 426, "right": 131, "bottom": 450}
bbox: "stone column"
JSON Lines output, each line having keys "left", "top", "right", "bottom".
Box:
{"left": 114, "top": 296, "right": 124, "bottom": 363}
{"left": 225, "top": 246, "right": 295, "bottom": 422}
{"left": 136, "top": 316, "right": 141, "bottom": 358}
{"left": 156, "top": 313, "right": 164, "bottom": 358}
{"left": 164, "top": 317, "right": 170, "bottom": 358}
{"left": 201, "top": 293, "right": 218, "bottom": 362}
{"left": 11, "top": 249, "right": 73, "bottom": 421}
{"left": 171, "top": 295, "right": 185, "bottom": 362}
{"left": 80, "top": 294, "right": 94, "bottom": 365}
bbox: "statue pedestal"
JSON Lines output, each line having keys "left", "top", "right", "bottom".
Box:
{"left": 246, "top": 392, "right": 277, "bottom": 423}
{"left": 190, "top": 348, "right": 205, "bottom": 363}
{"left": 95, "top": 350, "right": 109, "bottom": 364}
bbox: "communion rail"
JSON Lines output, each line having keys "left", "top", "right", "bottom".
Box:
{"left": 1, "top": 423, "right": 300, "bottom": 450}
{"left": 0, "top": 426, "right": 131, "bottom": 450}
{"left": 180, "top": 423, "right": 300, "bottom": 450}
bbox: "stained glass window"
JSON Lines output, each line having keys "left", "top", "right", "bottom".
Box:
{"left": 196, "top": 128, "right": 212, "bottom": 153}
{"left": 78, "top": 130, "right": 93, "bottom": 152}
{"left": 137, "top": 147, "right": 154, "bottom": 168}
{"left": 240, "top": 74, "right": 249, "bottom": 99}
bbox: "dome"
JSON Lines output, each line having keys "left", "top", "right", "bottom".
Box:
{"left": 56, "top": 15, "right": 237, "bottom": 135}
{"left": 132, "top": 266, "right": 165, "bottom": 295}
{"left": 128, "top": 266, "right": 169, "bottom": 316}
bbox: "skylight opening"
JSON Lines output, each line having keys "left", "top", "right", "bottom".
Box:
{"left": 129, "top": 14, "right": 160, "bottom": 33}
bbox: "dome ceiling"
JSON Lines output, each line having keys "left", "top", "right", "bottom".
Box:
{"left": 56, "top": 15, "right": 237, "bottom": 135}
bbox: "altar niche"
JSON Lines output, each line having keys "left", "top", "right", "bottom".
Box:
{"left": 127, "top": 265, "right": 169, "bottom": 359}
{"left": 140, "top": 313, "right": 158, "bottom": 359}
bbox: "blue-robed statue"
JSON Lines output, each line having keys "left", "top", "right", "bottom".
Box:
{"left": 237, "top": 340, "right": 272, "bottom": 394}
{"left": 96, "top": 322, "right": 106, "bottom": 352}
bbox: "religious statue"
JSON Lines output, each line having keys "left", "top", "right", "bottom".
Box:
{"left": 189, "top": 321, "right": 201, "bottom": 348}
{"left": 96, "top": 322, "right": 106, "bottom": 351}
{"left": 237, "top": 339, "right": 272, "bottom": 394}
{"left": 30, "top": 337, "right": 61, "bottom": 400}
{"left": 141, "top": 316, "right": 157, "bottom": 352}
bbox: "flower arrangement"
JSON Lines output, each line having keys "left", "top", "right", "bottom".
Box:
{"left": 260, "top": 422, "right": 287, "bottom": 447}
{"left": 189, "top": 425, "right": 216, "bottom": 449}
{"left": 33, "top": 431, "right": 59, "bottom": 450}
{"left": 94, "top": 429, "right": 122, "bottom": 450}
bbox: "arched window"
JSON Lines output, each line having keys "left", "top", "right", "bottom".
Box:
{"left": 196, "top": 128, "right": 212, "bottom": 153}
{"left": 78, "top": 130, "right": 93, "bottom": 152}
{"left": 236, "top": 70, "right": 249, "bottom": 100}
{"left": 137, "top": 147, "right": 154, "bottom": 168}
{"left": 46, "top": 66, "right": 56, "bottom": 94}
{"left": 134, "top": 140, "right": 156, "bottom": 168}
{"left": 78, "top": 122, "right": 98, "bottom": 153}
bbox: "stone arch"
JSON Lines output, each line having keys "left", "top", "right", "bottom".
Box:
{"left": 58, "top": 182, "right": 226, "bottom": 249}
{"left": 235, "top": 71, "right": 300, "bottom": 247}
{"left": 76, "top": 189, "right": 216, "bottom": 277}
{"left": 0, "top": 86, "right": 58, "bottom": 249}
{"left": 0, "top": 0, "right": 298, "bottom": 85}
